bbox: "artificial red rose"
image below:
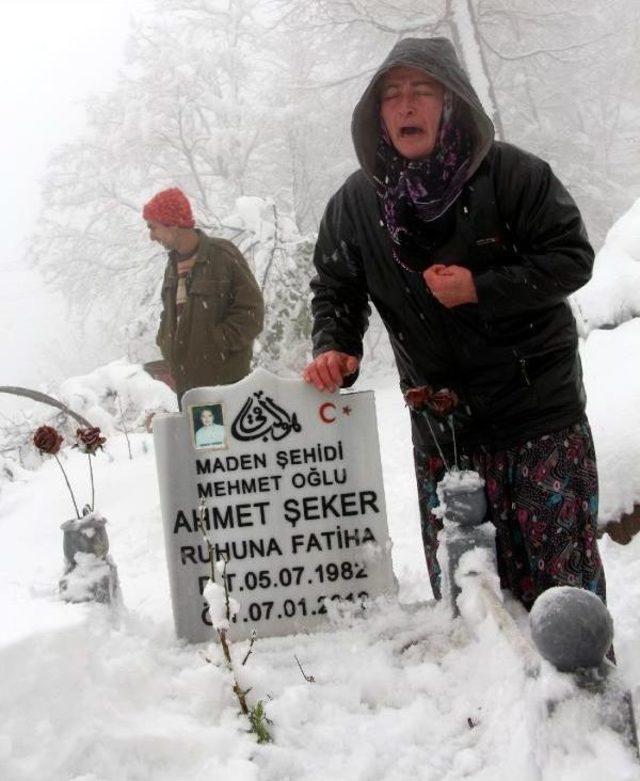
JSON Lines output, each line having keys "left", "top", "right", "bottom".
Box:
{"left": 428, "top": 388, "right": 459, "bottom": 416}
{"left": 75, "top": 427, "right": 106, "bottom": 455}
{"left": 404, "top": 385, "right": 459, "bottom": 416}
{"left": 33, "top": 425, "right": 64, "bottom": 455}
{"left": 404, "top": 385, "right": 434, "bottom": 410}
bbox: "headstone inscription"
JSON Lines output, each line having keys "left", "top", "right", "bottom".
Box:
{"left": 153, "top": 368, "right": 396, "bottom": 643}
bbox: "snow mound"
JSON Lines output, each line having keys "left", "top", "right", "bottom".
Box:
{"left": 582, "top": 319, "right": 640, "bottom": 522}
{"left": 60, "top": 358, "right": 177, "bottom": 433}
{"left": 0, "top": 360, "right": 177, "bottom": 485}
{"left": 573, "top": 196, "right": 640, "bottom": 332}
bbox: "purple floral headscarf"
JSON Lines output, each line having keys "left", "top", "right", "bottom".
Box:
{"left": 374, "top": 90, "right": 472, "bottom": 272}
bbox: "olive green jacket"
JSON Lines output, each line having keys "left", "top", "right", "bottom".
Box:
{"left": 156, "top": 232, "right": 264, "bottom": 394}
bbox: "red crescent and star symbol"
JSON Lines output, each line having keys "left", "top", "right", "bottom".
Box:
{"left": 318, "top": 402, "right": 352, "bottom": 423}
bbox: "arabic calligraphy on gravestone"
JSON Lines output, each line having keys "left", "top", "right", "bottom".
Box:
{"left": 232, "top": 390, "right": 302, "bottom": 442}
{"left": 153, "top": 369, "right": 396, "bottom": 643}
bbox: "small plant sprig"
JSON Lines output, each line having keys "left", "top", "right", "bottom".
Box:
{"left": 33, "top": 424, "right": 106, "bottom": 518}
{"left": 248, "top": 700, "right": 273, "bottom": 744}
{"left": 196, "top": 500, "right": 273, "bottom": 744}
{"left": 404, "top": 385, "right": 459, "bottom": 471}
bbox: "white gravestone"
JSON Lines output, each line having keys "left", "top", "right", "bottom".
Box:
{"left": 153, "top": 368, "right": 396, "bottom": 643}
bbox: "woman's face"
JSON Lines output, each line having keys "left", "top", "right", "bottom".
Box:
{"left": 200, "top": 409, "right": 214, "bottom": 426}
{"left": 379, "top": 66, "right": 445, "bottom": 160}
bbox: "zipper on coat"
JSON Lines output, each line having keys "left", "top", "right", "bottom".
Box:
{"left": 513, "top": 349, "right": 531, "bottom": 386}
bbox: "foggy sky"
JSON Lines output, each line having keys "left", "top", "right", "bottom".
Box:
{"left": 0, "top": 0, "right": 148, "bottom": 398}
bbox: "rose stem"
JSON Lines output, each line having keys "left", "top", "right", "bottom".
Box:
{"left": 449, "top": 417, "right": 458, "bottom": 471}
{"left": 54, "top": 454, "right": 81, "bottom": 519}
{"left": 88, "top": 455, "right": 95, "bottom": 510}
{"left": 423, "top": 411, "right": 449, "bottom": 472}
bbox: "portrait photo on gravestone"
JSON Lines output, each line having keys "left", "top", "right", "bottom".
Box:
{"left": 191, "top": 404, "right": 226, "bottom": 450}
{"left": 153, "top": 369, "right": 397, "bottom": 643}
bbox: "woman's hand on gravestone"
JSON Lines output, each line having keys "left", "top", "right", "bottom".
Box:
{"left": 303, "top": 351, "right": 360, "bottom": 393}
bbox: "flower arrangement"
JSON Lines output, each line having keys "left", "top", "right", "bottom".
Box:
{"left": 404, "top": 384, "right": 460, "bottom": 471}
{"left": 33, "top": 424, "right": 106, "bottom": 519}
{"left": 33, "top": 423, "right": 119, "bottom": 604}
{"left": 404, "top": 384, "right": 486, "bottom": 526}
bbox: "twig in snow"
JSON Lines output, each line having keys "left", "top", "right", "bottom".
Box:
{"left": 242, "top": 630, "right": 257, "bottom": 666}
{"left": 115, "top": 392, "right": 133, "bottom": 460}
{"left": 196, "top": 500, "right": 272, "bottom": 742}
{"left": 294, "top": 654, "right": 316, "bottom": 683}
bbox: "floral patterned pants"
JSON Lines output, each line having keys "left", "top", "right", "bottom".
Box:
{"left": 415, "top": 419, "right": 606, "bottom": 609}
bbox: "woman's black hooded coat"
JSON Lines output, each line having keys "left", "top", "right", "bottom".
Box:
{"left": 310, "top": 37, "right": 594, "bottom": 454}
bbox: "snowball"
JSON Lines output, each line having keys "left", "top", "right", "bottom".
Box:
{"left": 530, "top": 586, "right": 614, "bottom": 671}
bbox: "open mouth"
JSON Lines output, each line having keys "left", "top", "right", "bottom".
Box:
{"left": 399, "top": 126, "right": 423, "bottom": 137}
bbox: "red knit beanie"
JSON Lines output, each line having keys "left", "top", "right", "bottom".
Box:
{"left": 142, "top": 188, "right": 195, "bottom": 228}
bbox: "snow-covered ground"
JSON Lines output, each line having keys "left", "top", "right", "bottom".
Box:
{"left": 0, "top": 364, "right": 639, "bottom": 781}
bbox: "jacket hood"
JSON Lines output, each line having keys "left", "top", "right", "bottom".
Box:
{"left": 351, "top": 37, "right": 494, "bottom": 182}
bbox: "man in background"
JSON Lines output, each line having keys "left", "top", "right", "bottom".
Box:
{"left": 143, "top": 188, "right": 264, "bottom": 405}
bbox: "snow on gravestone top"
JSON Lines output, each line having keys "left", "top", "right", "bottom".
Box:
{"left": 153, "top": 369, "right": 397, "bottom": 643}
